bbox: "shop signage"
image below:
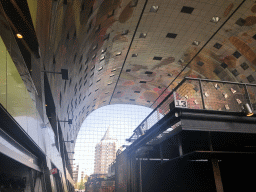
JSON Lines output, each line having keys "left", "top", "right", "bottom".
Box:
{"left": 175, "top": 100, "right": 187, "bottom": 108}
{"left": 51, "top": 168, "right": 58, "bottom": 175}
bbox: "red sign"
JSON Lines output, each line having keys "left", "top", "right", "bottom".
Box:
{"left": 51, "top": 168, "right": 58, "bottom": 175}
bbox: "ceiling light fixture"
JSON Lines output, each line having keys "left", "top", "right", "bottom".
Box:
{"left": 178, "top": 59, "right": 184, "bottom": 63}
{"left": 210, "top": 16, "right": 220, "bottom": 23}
{"left": 100, "top": 56, "right": 105, "bottom": 61}
{"left": 150, "top": 6, "right": 159, "bottom": 12}
{"left": 231, "top": 88, "right": 236, "bottom": 94}
{"left": 16, "top": 33, "right": 23, "bottom": 39}
{"left": 92, "top": 44, "right": 97, "bottom": 50}
{"left": 101, "top": 48, "right": 107, "bottom": 54}
{"left": 214, "top": 84, "right": 220, "bottom": 90}
{"left": 192, "top": 41, "right": 200, "bottom": 46}
{"left": 116, "top": 52, "right": 122, "bottom": 56}
{"left": 243, "top": 103, "right": 254, "bottom": 116}
{"left": 236, "top": 99, "right": 242, "bottom": 104}
{"left": 139, "top": 33, "right": 147, "bottom": 38}
{"left": 222, "top": 93, "right": 228, "bottom": 98}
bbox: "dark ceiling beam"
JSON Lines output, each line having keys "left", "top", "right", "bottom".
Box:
{"left": 9, "top": 0, "right": 35, "bottom": 32}
{"left": 0, "top": 0, "right": 40, "bottom": 58}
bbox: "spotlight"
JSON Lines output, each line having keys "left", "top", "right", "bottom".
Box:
{"left": 231, "top": 88, "right": 236, "bottom": 94}
{"left": 243, "top": 103, "right": 254, "bottom": 116}
{"left": 214, "top": 84, "right": 220, "bottom": 90}
{"left": 16, "top": 33, "right": 23, "bottom": 39}
{"left": 210, "top": 16, "right": 220, "bottom": 23}
{"left": 236, "top": 99, "right": 242, "bottom": 104}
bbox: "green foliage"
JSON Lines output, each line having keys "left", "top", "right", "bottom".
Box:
{"left": 78, "top": 180, "right": 85, "bottom": 190}
{"left": 77, "top": 175, "right": 89, "bottom": 190}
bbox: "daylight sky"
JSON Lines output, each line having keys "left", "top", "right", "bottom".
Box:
{"left": 73, "top": 104, "right": 153, "bottom": 178}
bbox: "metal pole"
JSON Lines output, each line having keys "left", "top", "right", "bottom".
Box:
{"left": 42, "top": 71, "right": 62, "bottom": 74}
{"left": 157, "top": 108, "right": 160, "bottom": 120}
{"left": 160, "top": 143, "right": 163, "bottom": 164}
{"left": 208, "top": 132, "right": 213, "bottom": 151}
{"left": 211, "top": 159, "right": 224, "bottom": 192}
{"left": 244, "top": 84, "right": 253, "bottom": 109}
{"left": 140, "top": 158, "right": 142, "bottom": 192}
{"left": 199, "top": 79, "right": 206, "bottom": 109}
{"left": 178, "top": 135, "right": 183, "bottom": 157}
{"left": 185, "top": 77, "right": 256, "bottom": 86}
{"left": 29, "top": 169, "right": 35, "bottom": 192}
{"left": 173, "top": 91, "right": 177, "bottom": 106}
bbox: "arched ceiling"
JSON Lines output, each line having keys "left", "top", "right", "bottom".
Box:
{"left": 30, "top": 0, "right": 256, "bottom": 137}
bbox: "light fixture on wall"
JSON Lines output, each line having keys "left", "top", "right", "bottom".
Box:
{"left": 59, "top": 119, "right": 72, "bottom": 124}
{"left": 64, "top": 140, "right": 74, "bottom": 143}
{"left": 42, "top": 69, "right": 69, "bottom": 80}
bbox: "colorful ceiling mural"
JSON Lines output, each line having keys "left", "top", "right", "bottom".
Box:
{"left": 2, "top": 0, "right": 256, "bottom": 140}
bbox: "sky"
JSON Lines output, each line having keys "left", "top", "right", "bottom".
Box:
{"left": 74, "top": 104, "right": 153, "bottom": 178}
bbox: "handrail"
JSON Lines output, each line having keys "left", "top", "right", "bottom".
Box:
{"left": 127, "top": 77, "right": 256, "bottom": 142}
{"left": 185, "top": 77, "right": 256, "bottom": 86}
{"left": 127, "top": 78, "right": 188, "bottom": 141}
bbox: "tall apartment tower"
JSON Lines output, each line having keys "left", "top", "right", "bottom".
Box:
{"left": 94, "top": 127, "right": 118, "bottom": 174}
{"left": 73, "top": 164, "right": 79, "bottom": 183}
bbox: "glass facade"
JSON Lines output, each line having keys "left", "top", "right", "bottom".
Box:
{"left": 0, "top": 37, "right": 44, "bottom": 152}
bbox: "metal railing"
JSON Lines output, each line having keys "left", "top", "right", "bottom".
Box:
{"left": 127, "top": 77, "right": 256, "bottom": 142}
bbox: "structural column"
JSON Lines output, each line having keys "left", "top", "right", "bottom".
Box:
{"left": 211, "top": 159, "right": 224, "bottom": 192}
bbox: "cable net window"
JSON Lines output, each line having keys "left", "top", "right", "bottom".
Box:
{"left": 74, "top": 104, "right": 152, "bottom": 177}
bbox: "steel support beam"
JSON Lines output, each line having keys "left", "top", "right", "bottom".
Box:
{"left": 211, "top": 159, "right": 224, "bottom": 192}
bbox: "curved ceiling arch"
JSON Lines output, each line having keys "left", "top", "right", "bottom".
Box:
{"left": 31, "top": 0, "right": 256, "bottom": 143}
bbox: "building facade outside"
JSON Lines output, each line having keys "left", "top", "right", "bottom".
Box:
{"left": 94, "top": 127, "right": 118, "bottom": 174}
{"left": 73, "top": 165, "right": 79, "bottom": 183}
